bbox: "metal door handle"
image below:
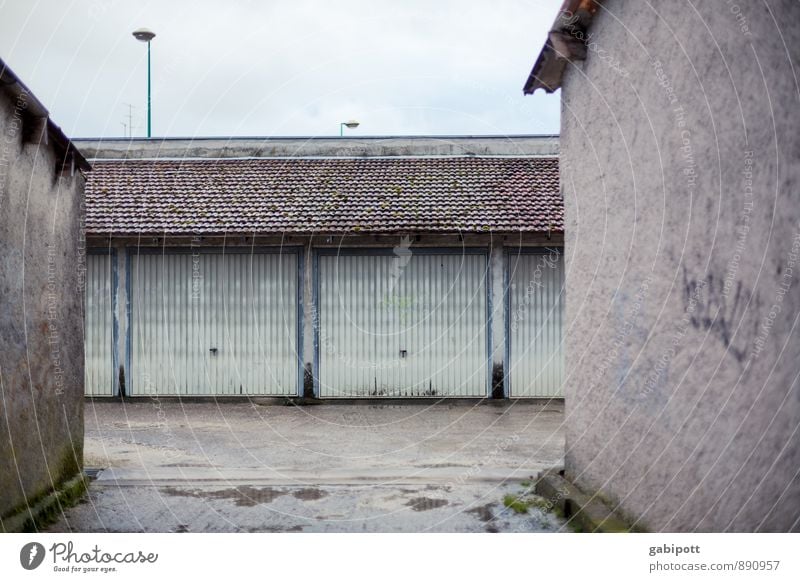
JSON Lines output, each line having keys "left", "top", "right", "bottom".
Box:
{"left": 209, "top": 347, "right": 218, "bottom": 354}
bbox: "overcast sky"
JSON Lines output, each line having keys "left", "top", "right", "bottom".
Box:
{"left": 0, "top": 0, "right": 561, "bottom": 138}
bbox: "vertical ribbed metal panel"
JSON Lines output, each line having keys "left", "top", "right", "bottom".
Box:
{"left": 318, "top": 253, "right": 488, "bottom": 398}
{"left": 84, "top": 253, "right": 115, "bottom": 396}
{"left": 129, "top": 252, "right": 298, "bottom": 396}
{"left": 508, "top": 249, "right": 564, "bottom": 397}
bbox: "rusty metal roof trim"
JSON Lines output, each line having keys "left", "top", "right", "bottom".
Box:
{"left": 522, "top": 0, "right": 602, "bottom": 95}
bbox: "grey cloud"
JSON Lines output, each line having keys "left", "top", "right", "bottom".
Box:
{"left": 0, "top": 0, "right": 561, "bottom": 137}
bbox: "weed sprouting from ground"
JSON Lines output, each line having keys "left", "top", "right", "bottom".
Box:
{"left": 502, "top": 491, "right": 552, "bottom": 515}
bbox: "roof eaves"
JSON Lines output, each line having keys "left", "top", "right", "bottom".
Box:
{"left": 0, "top": 57, "right": 91, "bottom": 172}
{"left": 522, "top": 0, "right": 603, "bottom": 95}
{"left": 87, "top": 154, "right": 560, "bottom": 163}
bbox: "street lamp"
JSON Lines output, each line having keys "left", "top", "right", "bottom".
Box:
{"left": 339, "top": 120, "right": 359, "bottom": 136}
{"left": 132, "top": 28, "right": 156, "bottom": 138}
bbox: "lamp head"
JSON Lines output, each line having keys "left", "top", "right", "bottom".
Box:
{"left": 132, "top": 28, "right": 156, "bottom": 42}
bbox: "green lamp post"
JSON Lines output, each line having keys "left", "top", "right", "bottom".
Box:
{"left": 340, "top": 120, "right": 359, "bottom": 136}
{"left": 132, "top": 28, "right": 156, "bottom": 138}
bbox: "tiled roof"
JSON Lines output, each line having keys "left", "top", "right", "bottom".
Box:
{"left": 85, "top": 157, "right": 562, "bottom": 235}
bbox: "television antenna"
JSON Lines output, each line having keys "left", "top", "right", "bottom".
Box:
{"left": 121, "top": 103, "right": 139, "bottom": 137}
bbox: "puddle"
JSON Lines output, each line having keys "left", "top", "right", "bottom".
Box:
{"left": 248, "top": 525, "right": 303, "bottom": 532}
{"left": 292, "top": 488, "right": 328, "bottom": 501}
{"left": 160, "top": 485, "right": 287, "bottom": 506}
{"left": 405, "top": 497, "right": 449, "bottom": 512}
{"left": 466, "top": 503, "right": 495, "bottom": 523}
{"left": 161, "top": 485, "right": 329, "bottom": 506}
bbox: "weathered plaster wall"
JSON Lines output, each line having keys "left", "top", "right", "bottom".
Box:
{"left": 73, "top": 135, "right": 559, "bottom": 160}
{"left": 560, "top": 0, "right": 800, "bottom": 531}
{"left": 0, "top": 92, "right": 85, "bottom": 525}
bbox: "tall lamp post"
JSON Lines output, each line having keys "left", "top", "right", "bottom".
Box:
{"left": 340, "top": 120, "right": 359, "bottom": 136}
{"left": 132, "top": 28, "right": 156, "bottom": 138}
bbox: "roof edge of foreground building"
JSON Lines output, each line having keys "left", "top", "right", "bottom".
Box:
{"left": 0, "top": 58, "right": 90, "bottom": 173}
{"left": 523, "top": 0, "right": 604, "bottom": 95}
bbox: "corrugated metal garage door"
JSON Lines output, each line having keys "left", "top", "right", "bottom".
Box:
{"left": 317, "top": 251, "right": 488, "bottom": 398}
{"left": 507, "top": 248, "right": 564, "bottom": 397}
{"left": 129, "top": 251, "right": 299, "bottom": 396}
{"left": 85, "top": 252, "right": 116, "bottom": 396}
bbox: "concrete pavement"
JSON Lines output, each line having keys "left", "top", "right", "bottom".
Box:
{"left": 48, "top": 400, "right": 566, "bottom": 532}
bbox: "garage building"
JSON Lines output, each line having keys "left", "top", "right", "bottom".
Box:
{"left": 80, "top": 136, "right": 563, "bottom": 399}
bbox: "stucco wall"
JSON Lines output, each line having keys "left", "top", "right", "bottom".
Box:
{"left": 0, "top": 91, "right": 85, "bottom": 525}
{"left": 560, "top": 0, "right": 799, "bottom": 531}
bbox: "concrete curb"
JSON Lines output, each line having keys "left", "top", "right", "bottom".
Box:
{"left": 535, "top": 469, "right": 636, "bottom": 533}
{"left": 0, "top": 473, "right": 88, "bottom": 533}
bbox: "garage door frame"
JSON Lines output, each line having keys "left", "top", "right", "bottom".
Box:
{"left": 126, "top": 246, "right": 304, "bottom": 397}
{"left": 312, "top": 247, "right": 492, "bottom": 398}
{"left": 85, "top": 248, "right": 119, "bottom": 396}
{"left": 504, "top": 246, "right": 565, "bottom": 399}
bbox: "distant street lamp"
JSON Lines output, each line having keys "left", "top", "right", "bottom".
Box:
{"left": 132, "top": 28, "right": 156, "bottom": 138}
{"left": 340, "top": 120, "right": 359, "bottom": 136}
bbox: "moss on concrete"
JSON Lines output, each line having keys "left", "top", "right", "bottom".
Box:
{"left": 1, "top": 442, "right": 83, "bottom": 526}
{"left": 502, "top": 491, "right": 554, "bottom": 515}
{"left": 503, "top": 494, "right": 530, "bottom": 514}
{"left": 534, "top": 469, "right": 642, "bottom": 533}
{"left": 1, "top": 472, "right": 87, "bottom": 533}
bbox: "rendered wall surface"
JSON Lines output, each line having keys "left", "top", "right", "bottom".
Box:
{"left": 560, "top": 0, "right": 800, "bottom": 531}
{"left": 0, "top": 92, "right": 85, "bottom": 525}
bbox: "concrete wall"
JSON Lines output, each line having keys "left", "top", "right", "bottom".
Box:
{"left": 73, "top": 135, "right": 558, "bottom": 160}
{"left": 0, "top": 91, "right": 85, "bottom": 525}
{"left": 560, "top": 0, "right": 800, "bottom": 531}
